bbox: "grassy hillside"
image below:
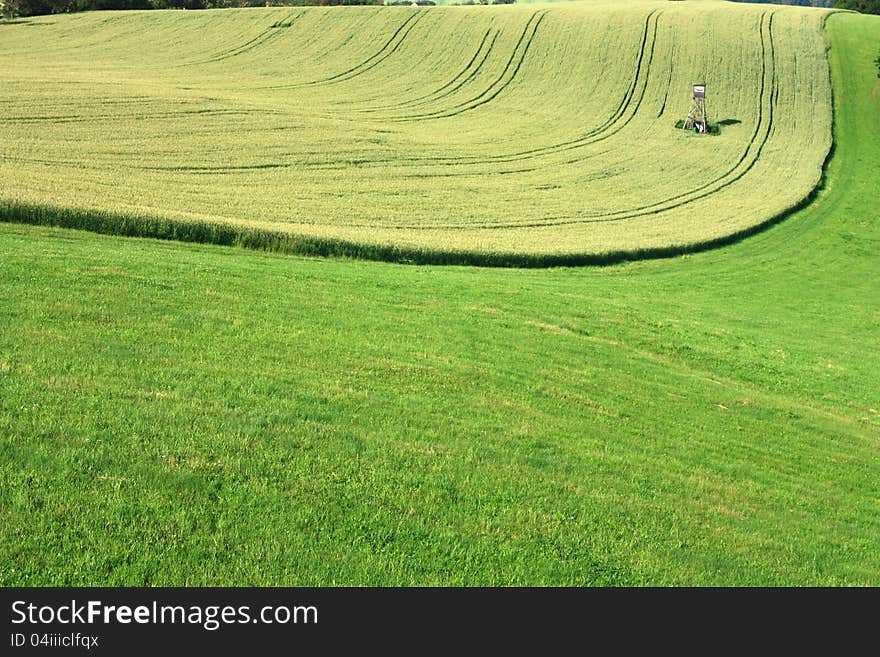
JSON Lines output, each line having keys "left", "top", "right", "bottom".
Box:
{"left": 0, "top": 1, "right": 833, "bottom": 262}
{"left": 0, "top": 10, "right": 877, "bottom": 586}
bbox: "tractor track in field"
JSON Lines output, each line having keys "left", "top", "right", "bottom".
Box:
{"left": 312, "top": 11, "right": 428, "bottom": 87}
{"left": 120, "top": 6, "right": 780, "bottom": 206}
{"left": 386, "top": 10, "right": 548, "bottom": 122}
{"left": 189, "top": 12, "right": 302, "bottom": 65}
{"left": 135, "top": 10, "right": 659, "bottom": 179}
{"left": 395, "top": 9, "right": 653, "bottom": 153}
{"left": 318, "top": 9, "right": 661, "bottom": 168}
{"left": 144, "top": 9, "right": 658, "bottom": 177}
{"left": 416, "top": 11, "right": 781, "bottom": 231}
{"left": 284, "top": 11, "right": 428, "bottom": 89}
{"left": 517, "top": 8, "right": 662, "bottom": 163}
{"left": 537, "top": 11, "right": 780, "bottom": 227}
{"left": 349, "top": 27, "right": 501, "bottom": 114}
{"left": 363, "top": 11, "right": 778, "bottom": 232}
{"left": 657, "top": 41, "right": 676, "bottom": 118}
{"left": 3, "top": 108, "right": 259, "bottom": 125}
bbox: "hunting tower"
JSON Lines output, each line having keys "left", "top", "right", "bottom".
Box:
{"left": 683, "top": 83, "right": 708, "bottom": 133}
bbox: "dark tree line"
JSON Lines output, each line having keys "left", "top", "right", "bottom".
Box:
{"left": 3, "top": 0, "right": 878, "bottom": 21}
{"left": 727, "top": 1, "right": 833, "bottom": 6}
{"left": 727, "top": 0, "right": 880, "bottom": 10}
{"left": 3, "top": 0, "right": 149, "bottom": 16}
{"left": 833, "top": 0, "right": 880, "bottom": 13}
{"left": 1, "top": 0, "right": 383, "bottom": 17}
{"left": 0, "top": 0, "right": 512, "bottom": 16}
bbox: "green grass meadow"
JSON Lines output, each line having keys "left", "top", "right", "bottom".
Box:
{"left": 0, "top": 10, "right": 878, "bottom": 585}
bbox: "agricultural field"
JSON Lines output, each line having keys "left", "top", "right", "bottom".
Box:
{"left": 0, "top": 4, "right": 879, "bottom": 586}
{"left": 0, "top": 1, "right": 833, "bottom": 263}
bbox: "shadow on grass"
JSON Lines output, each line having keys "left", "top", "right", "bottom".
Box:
{"left": 0, "top": 19, "right": 53, "bottom": 26}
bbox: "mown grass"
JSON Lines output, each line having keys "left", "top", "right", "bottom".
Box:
{"left": 0, "top": 11, "right": 877, "bottom": 586}
{"left": 0, "top": 1, "right": 833, "bottom": 259}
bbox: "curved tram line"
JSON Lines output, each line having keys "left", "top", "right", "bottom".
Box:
{"left": 310, "top": 10, "right": 662, "bottom": 167}
{"left": 384, "top": 11, "right": 781, "bottom": 232}
{"left": 349, "top": 27, "right": 502, "bottom": 113}
{"left": 189, "top": 12, "right": 304, "bottom": 66}
{"left": 117, "top": 7, "right": 780, "bottom": 233}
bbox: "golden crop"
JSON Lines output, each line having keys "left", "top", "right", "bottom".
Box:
{"left": 0, "top": 1, "right": 833, "bottom": 261}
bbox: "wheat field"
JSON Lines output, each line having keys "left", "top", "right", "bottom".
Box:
{"left": 0, "top": 1, "right": 833, "bottom": 260}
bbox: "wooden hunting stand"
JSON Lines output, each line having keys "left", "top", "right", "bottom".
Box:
{"left": 683, "top": 83, "right": 708, "bottom": 133}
